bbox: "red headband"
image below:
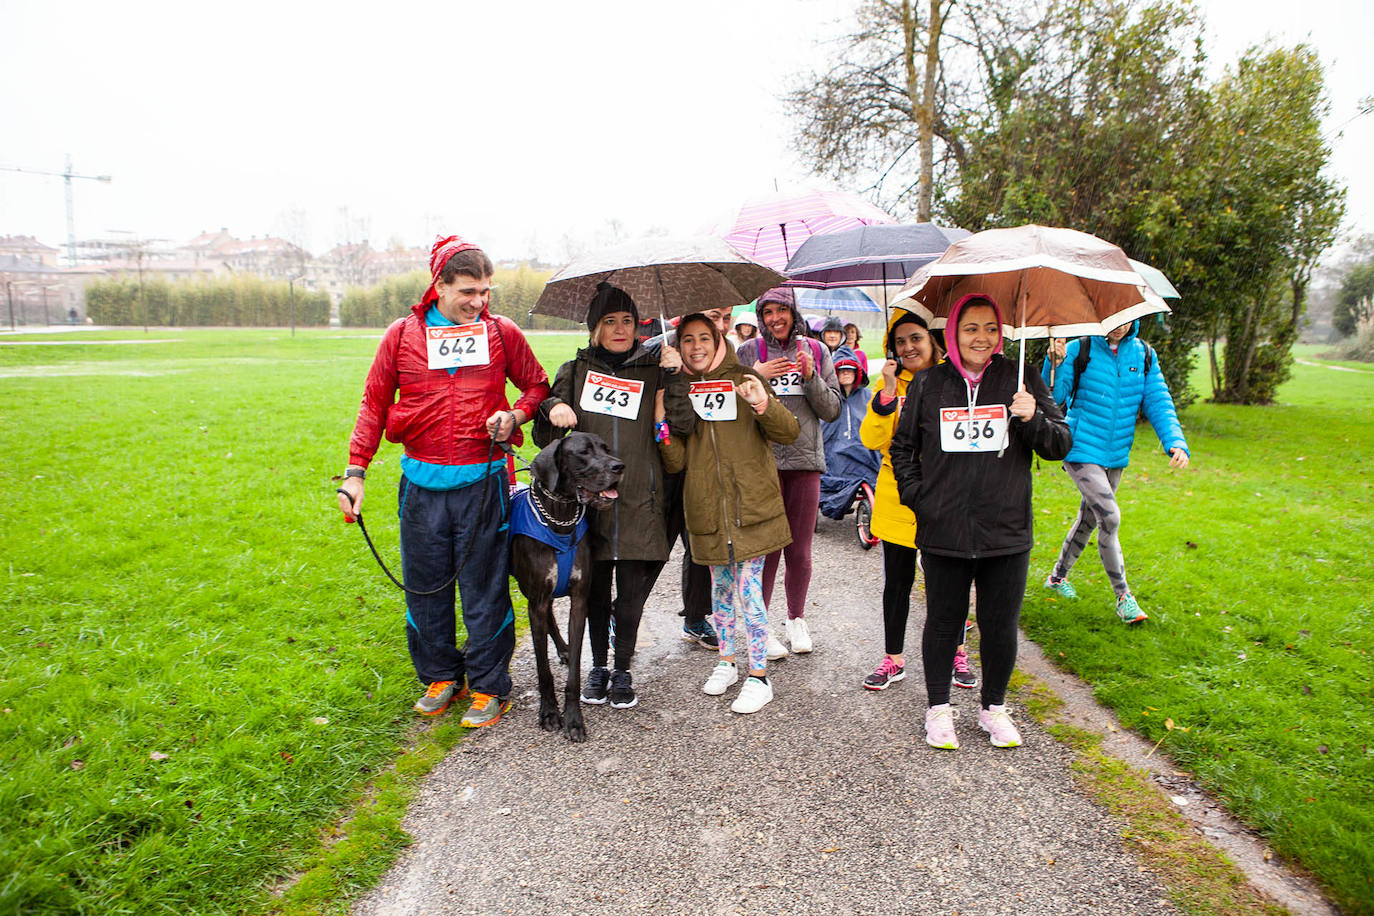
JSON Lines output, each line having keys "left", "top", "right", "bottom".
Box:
{"left": 422, "top": 234, "right": 482, "bottom": 306}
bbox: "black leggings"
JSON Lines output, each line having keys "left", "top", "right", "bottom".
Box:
{"left": 587, "top": 559, "right": 663, "bottom": 671}
{"left": 882, "top": 542, "right": 918, "bottom": 655}
{"left": 881, "top": 541, "right": 967, "bottom": 657}
{"left": 921, "top": 550, "right": 1028, "bottom": 708}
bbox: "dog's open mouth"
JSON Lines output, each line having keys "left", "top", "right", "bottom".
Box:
{"left": 578, "top": 486, "right": 619, "bottom": 507}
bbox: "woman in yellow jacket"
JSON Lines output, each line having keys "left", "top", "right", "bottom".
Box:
{"left": 858, "top": 309, "right": 975, "bottom": 691}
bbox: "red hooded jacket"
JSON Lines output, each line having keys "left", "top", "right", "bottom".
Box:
{"left": 347, "top": 301, "right": 551, "bottom": 468}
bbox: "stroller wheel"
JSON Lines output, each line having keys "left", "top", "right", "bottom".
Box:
{"left": 851, "top": 497, "right": 873, "bottom": 549}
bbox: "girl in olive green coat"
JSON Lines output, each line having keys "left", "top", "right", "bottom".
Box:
{"left": 658, "top": 313, "right": 799, "bottom": 714}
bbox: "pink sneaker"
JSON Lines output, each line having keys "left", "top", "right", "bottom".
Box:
{"left": 863, "top": 656, "right": 905, "bottom": 691}
{"left": 924, "top": 704, "right": 959, "bottom": 749}
{"left": 952, "top": 646, "right": 977, "bottom": 689}
{"left": 978, "top": 704, "right": 1022, "bottom": 748}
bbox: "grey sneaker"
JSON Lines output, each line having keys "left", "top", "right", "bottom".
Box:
{"left": 608, "top": 669, "right": 638, "bottom": 709}
{"left": 459, "top": 692, "right": 510, "bottom": 728}
{"left": 581, "top": 666, "right": 610, "bottom": 705}
{"left": 413, "top": 680, "right": 464, "bottom": 716}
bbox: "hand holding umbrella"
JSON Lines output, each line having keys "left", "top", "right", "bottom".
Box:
{"left": 659, "top": 343, "right": 683, "bottom": 372}
{"left": 1009, "top": 385, "right": 1037, "bottom": 421}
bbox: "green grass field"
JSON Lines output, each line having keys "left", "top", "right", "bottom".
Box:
{"left": 0, "top": 328, "right": 1370, "bottom": 914}
{"left": 1023, "top": 348, "right": 1374, "bottom": 913}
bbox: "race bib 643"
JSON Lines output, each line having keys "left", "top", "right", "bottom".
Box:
{"left": 579, "top": 371, "right": 644, "bottom": 420}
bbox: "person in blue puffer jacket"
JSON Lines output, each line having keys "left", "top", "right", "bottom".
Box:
{"left": 1040, "top": 321, "right": 1190, "bottom": 624}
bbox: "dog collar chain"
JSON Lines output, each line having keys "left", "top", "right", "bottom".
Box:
{"left": 529, "top": 481, "right": 586, "bottom": 531}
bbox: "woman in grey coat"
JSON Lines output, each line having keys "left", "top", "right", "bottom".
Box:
{"left": 735, "top": 286, "right": 842, "bottom": 655}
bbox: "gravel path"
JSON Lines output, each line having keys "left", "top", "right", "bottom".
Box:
{"left": 355, "top": 517, "right": 1179, "bottom": 916}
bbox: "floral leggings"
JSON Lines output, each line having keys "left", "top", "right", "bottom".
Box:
{"left": 710, "top": 556, "right": 769, "bottom": 672}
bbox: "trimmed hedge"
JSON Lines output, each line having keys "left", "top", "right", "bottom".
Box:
{"left": 338, "top": 265, "right": 577, "bottom": 330}
{"left": 86, "top": 276, "right": 330, "bottom": 327}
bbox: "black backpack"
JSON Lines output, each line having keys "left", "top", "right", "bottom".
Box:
{"left": 1063, "top": 336, "right": 1154, "bottom": 411}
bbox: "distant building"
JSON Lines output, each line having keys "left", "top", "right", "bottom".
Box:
{"left": 1, "top": 228, "right": 431, "bottom": 323}
{"left": 0, "top": 235, "right": 60, "bottom": 268}
{"left": 0, "top": 237, "right": 91, "bottom": 325}
{"left": 313, "top": 240, "right": 427, "bottom": 304}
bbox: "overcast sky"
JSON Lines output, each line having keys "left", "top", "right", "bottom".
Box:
{"left": 2, "top": 0, "right": 1370, "bottom": 265}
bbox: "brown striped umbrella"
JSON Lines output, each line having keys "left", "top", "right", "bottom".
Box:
{"left": 533, "top": 236, "right": 784, "bottom": 322}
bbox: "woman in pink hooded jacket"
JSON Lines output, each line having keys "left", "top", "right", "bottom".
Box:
{"left": 890, "top": 295, "right": 1070, "bottom": 751}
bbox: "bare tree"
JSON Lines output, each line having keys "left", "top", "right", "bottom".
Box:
{"left": 786, "top": 0, "right": 961, "bottom": 220}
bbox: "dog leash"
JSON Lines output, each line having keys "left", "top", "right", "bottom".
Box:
{"left": 339, "top": 436, "right": 508, "bottom": 596}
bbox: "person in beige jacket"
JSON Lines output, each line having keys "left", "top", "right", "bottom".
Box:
{"left": 658, "top": 313, "right": 800, "bottom": 714}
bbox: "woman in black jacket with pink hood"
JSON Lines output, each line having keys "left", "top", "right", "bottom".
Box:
{"left": 890, "top": 294, "right": 1070, "bottom": 750}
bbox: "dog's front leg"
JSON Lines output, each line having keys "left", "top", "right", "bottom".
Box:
{"left": 529, "top": 596, "right": 563, "bottom": 733}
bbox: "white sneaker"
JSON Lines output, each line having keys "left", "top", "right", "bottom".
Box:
{"left": 978, "top": 704, "right": 1023, "bottom": 748}
{"left": 765, "top": 628, "right": 789, "bottom": 661}
{"left": 730, "top": 676, "right": 774, "bottom": 714}
{"left": 702, "top": 661, "right": 739, "bottom": 696}
{"left": 924, "top": 704, "right": 959, "bottom": 750}
{"left": 786, "top": 617, "right": 812, "bottom": 654}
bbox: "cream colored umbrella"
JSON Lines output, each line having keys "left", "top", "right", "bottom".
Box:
{"left": 892, "top": 224, "right": 1170, "bottom": 386}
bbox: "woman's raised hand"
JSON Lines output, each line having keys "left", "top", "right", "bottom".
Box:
{"left": 881, "top": 358, "right": 900, "bottom": 395}
{"left": 550, "top": 403, "right": 578, "bottom": 428}
{"left": 737, "top": 375, "right": 769, "bottom": 408}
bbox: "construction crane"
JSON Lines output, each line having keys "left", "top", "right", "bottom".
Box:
{"left": 0, "top": 154, "right": 112, "bottom": 267}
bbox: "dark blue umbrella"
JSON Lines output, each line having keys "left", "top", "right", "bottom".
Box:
{"left": 796, "top": 287, "right": 880, "bottom": 313}
{"left": 783, "top": 222, "right": 971, "bottom": 289}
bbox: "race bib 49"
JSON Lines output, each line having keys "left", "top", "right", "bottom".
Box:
{"left": 689, "top": 379, "right": 738, "bottom": 422}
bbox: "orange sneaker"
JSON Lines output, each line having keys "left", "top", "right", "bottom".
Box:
{"left": 414, "top": 680, "right": 458, "bottom": 716}
{"left": 459, "top": 692, "right": 511, "bottom": 728}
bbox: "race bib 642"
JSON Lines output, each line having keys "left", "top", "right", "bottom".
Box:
{"left": 426, "top": 323, "right": 490, "bottom": 370}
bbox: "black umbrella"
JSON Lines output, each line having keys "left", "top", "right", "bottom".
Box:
{"left": 783, "top": 223, "right": 970, "bottom": 289}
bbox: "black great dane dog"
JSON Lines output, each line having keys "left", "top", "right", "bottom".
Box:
{"left": 510, "top": 432, "right": 623, "bottom": 742}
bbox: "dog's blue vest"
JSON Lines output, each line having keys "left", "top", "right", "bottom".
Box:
{"left": 509, "top": 485, "right": 588, "bottom": 599}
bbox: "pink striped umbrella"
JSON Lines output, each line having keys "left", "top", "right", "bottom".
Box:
{"left": 722, "top": 189, "right": 897, "bottom": 272}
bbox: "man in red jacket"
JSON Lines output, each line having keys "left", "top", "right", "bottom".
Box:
{"left": 336, "top": 235, "right": 550, "bottom": 727}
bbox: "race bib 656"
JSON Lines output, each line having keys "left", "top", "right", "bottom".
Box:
{"left": 939, "top": 404, "right": 1009, "bottom": 452}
